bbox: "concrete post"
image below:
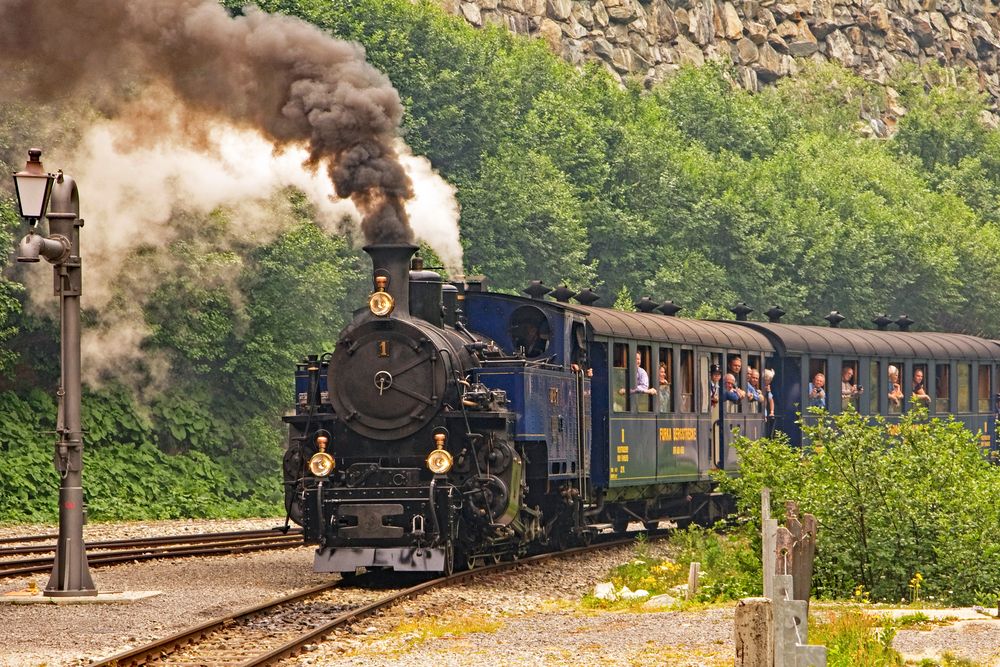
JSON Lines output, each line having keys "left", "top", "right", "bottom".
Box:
{"left": 687, "top": 561, "right": 700, "bottom": 600}
{"left": 762, "top": 488, "right": 776, "bottom": 600}
{"left": 735, "top": 597, "right": 774, "bottom": 667}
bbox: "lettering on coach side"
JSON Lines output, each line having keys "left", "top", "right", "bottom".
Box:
{"left": 673, "top": 427, "right": 697, "bottom": 441}
{"left": 660, "top": 427, "right": 697, "bottom": 441}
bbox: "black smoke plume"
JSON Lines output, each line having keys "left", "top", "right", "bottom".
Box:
{"left": 0, "top": 0, "right": 415, "bottom": 243}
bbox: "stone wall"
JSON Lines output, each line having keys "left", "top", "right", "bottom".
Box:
{"left": 438, "top": 0, "right": 1000, "bottom": 105}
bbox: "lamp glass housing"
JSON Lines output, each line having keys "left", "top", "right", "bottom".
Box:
{"left": 12, "top": 152, "right": 54, "bottom": 220}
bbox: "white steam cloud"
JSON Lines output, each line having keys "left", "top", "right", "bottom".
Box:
{"left": 22, "top": 106, "right": 463, "bottom": 386}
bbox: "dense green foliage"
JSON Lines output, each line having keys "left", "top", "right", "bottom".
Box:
{"left": 3, "top": 0, "right": 1000, "bottom": 523}
{"left": 719, "top": 407, "right": 1000, "bottom": 605}
{"left": 0, "top": 390, "right": 278, "bottom": 522}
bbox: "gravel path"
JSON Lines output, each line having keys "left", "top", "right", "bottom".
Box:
{"left": 1, "top": 518, "right": 998, "bottom": 666}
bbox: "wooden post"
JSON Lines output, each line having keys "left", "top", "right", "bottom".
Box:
{"left": 687, "top": 562, "right": 700, "bottom": 600}
{"left": 735, "top": 597, "right": 774, "bottom": 667}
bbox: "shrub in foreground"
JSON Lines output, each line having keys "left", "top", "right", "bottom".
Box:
{"left": 718, "top": 407, "right": 1000, "bottom": 605}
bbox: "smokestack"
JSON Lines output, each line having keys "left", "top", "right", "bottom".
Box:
{"left": 364, "top": 244, "right": 418, "bottom": 318}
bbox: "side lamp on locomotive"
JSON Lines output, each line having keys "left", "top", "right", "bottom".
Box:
{"left": 308, "top": 434, "right": 335, "bottom": 477}
{"left": 426, "top": 431, "right": 453, "bottom": 475}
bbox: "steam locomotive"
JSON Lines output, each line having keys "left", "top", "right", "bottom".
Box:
{"left": 282, "top": 244, "right": 1000, "bottom": 574}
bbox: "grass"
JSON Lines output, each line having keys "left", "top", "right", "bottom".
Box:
{"left": 809, "top": 609, "right": 904, "bottom": 667}
{"left": 389, "top": 612, "right": 502, "bottom": 643}
{"left": 808, "top": 608, "right": 987, "bottom": 667}
{"left": 582, "top": 524, "right": 761, "bottom": 610}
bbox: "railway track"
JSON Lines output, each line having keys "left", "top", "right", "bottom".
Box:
{"left": 88, "top": 535, "right": 640, "bottom": 667}
{"left": 0, "top": 528, "right": 303, "bottom": 578}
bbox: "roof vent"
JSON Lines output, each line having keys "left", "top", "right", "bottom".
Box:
{"left": 551, "top": 284, "right": 576, "bottom": 303}
{"left": 730, "top": 302, "right": 753, "bottom": 321}
{"left": 895, "top": 314, "right": 914, "bottom": 332}
{"left": 872, "top": 313, "right": 892, "bottom": 331}
{"left": 656, "top": 300, "right": 682, "bottom": 317}
{"left": 574, "top": 288, "right": 600, "bottom": 306}
{"left": 635, "top": 296, "right": 658, "bottom": 313}
{"left": 764, "top": 306, "right": 785, "bottom": 323}
{"left": 523, "top": 280, "right": 551, "bottom": 300}
{"left": 824, "top": 310, "right": 846, "bottom": 327}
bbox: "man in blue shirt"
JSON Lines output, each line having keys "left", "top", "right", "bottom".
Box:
{"left": 808, "top": 372, "right": 827, "bottom": 408}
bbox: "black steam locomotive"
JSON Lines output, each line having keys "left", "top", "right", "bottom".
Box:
{"left": 283, "top": 244, "right": 1000, "bottom": 574}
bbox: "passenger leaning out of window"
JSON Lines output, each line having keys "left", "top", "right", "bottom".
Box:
{"left": 723, "top": 373, "right": 746, "bottom": 403}
{"left": 808, "top": 372, "right": 826, "bottom": 409}
{"left": 841, "top": 367, "right": 863, "bottom": 402}
{"left": 912, "top": 368, "right": 931, "bottom": 405}
{"left": 887, "top": 365, "right": 904, "bottom": 407}
{"left": 745, "top": 368, "right": 763, "bottom": 406}
{"left": 657, "top": 362, "right": 671, "bottom": 412}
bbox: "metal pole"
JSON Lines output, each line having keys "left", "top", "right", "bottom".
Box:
{"left": 43, "top": 172, "right": 96, "bottom": 597}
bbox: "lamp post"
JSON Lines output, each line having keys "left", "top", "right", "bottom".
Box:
{"left": 13, "top": 148, "right": 96, "bottom": 597}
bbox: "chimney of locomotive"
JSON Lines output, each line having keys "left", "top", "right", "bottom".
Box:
{"left": 364, "top": 244, "right": 419, "bottom": 318}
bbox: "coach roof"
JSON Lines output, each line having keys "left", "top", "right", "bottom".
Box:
{"left": 732, "top": 322, "right": 1000, "bottom": 361}
{"left": 573, "top": 306, "right": 775, "bottom": 352}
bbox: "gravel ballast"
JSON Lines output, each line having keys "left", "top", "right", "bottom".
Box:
{"left": 1, "top": 518, "right": 998, "bottom": 666}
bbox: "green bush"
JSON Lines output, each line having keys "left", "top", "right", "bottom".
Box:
{"left": 719, "top": 407, "right": 1000, "bottom": 605}
{"left": 0, "top": 390, "right": 281, "bottom": 524}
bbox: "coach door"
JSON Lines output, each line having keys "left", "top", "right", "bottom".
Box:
{"left": 698, "top": 352, "right": 722, "bottom": 471}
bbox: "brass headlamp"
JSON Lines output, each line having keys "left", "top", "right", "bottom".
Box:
{"left": 308, "top": 435, "right": 335, "bottom": 477}
{"left": 426, "top": 432, "right": 453, "bottom": 475}
{"left": 368, "top": 275, "right": 394, "bottom": 317}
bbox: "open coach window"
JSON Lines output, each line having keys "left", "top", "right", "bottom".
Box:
{"left": 613, "top": 343, "right": 629, "bottom": 412}
{"left": 979, "top": 365, "right": 991, "bottom": 413}
{"left": 658, "top": 347, "right": 673, "bottom": 413}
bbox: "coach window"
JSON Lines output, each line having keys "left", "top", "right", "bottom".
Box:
{"left": 842, "top": 360, "right": 861, "bottom": 411}
{"left": 934, "top": 364, "right": 951, "bottom": 413}
{"left": 637, "top": 345, "right": 653, "bottom": 413}
{"left": 978, "top": 365, "right": 991, "bottom": 413}
{"left": 807, "top": 358, "right": 828, "bottom": 410}
{"left": 657, "top": 347, "right": 673, "bottom": 413}
{"left": 680, "top": 349, "right": 694, "bottom": 413}
{"left": 612, "top": 343, "right": 629, "bottom": 412}
{"left": 957, "top": 363, "right": 972, "bottom": 413}
{"left": 888, "top": 361, "right": 903, "bottom": 414}
{"left": 869, "top": 361, "right": 881, "bottom": 414}
{"left": 912, "top": 363, "right": 930, "bottom": 408}
{"left": 747, "top": 355, "right": 762, "bottom": 414}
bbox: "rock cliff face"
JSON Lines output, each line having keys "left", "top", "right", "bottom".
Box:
{"left": 438, "top": 0, "right": 1000, "bottom": 103}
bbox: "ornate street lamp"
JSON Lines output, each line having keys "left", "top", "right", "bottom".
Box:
{"left": 12, "top": 148, "right": 96, "bottom": 597}
{"left": 12, "top": 148, "right": 54, "bottom": 222}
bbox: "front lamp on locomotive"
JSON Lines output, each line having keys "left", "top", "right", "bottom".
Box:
{"left": 283, "top": 243, "right": 522, "bottom": 574}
